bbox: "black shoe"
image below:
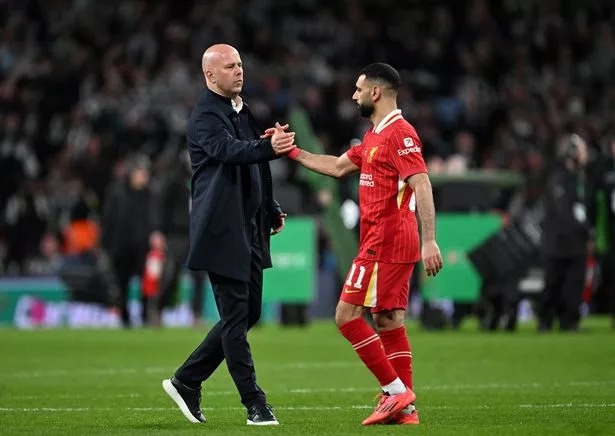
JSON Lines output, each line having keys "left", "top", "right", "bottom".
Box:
{"left": 247, "top": 403, "right": 279, "bottom": 426}
{"left": 162, "top": 377, "right": 206, "bottom": 423}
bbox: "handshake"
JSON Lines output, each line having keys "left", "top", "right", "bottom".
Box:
{"left": 261, "top": 122, "right": 299, "bottom": 158}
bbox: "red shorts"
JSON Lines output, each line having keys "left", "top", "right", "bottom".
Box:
{"left": 339, "top": 258, "right": 416, "bottom": 313}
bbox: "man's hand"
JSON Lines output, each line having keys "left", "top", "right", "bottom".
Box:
{"left": 271, "top": 212, "right": 287, "bottom": 235}
{"left": 261, "top": 123, "right": 289, "bottom": 138}
{"left": 270, "top": 122, "right": 296, "bottom": 155}
{"left": 422, "top": 240, "right": 443, "bottom": 277}
{"left": 262, "top": 122, "right": 296, "bottom": 155}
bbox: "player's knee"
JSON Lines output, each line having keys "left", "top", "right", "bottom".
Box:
{"left": 373, "top": 310, "right": 404, "bottom": 332}
{"left": 373, "top": 319, "right": 403, "bottom": 333}
{"left": 334, "top": 303, "right": 362, "bottom": 328}
{"left": 334, "top": 307, "right": 347, "bottom": 327}
{"left": 335, "top": 311, "right": 351, "bottom": 328}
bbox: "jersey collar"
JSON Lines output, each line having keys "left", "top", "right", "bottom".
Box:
{"left": 373, "top": 109, "right": 403, "bottom": 134}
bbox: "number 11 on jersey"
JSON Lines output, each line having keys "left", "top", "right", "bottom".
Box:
{"left": 346, "top": 263, "right": 367, "bottom": 288}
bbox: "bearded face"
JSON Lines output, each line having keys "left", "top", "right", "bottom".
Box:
{"left": 358, "top": 100, "right": 375, "bottom": 118}
{"left": 352, "top": 74, "right": 377, "bottom": 118}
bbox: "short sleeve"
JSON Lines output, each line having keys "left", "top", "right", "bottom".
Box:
{"left": 389, "top": 128, "right": 427, "bottom": 181}
{"left": 346, "top": 143, "right": 364, "bottom": 167}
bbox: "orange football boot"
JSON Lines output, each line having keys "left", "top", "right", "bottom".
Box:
{"left": 361, "top": 389, "right": 416, "bottom": 426}
{"left": 389, "top": 408, "right": 420, "bottom": 425}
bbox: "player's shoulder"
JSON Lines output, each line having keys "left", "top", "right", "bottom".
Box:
{"left": 382, "top": 117, "right": 421, "bottom": 150}
{"left": 386, "top": 117, "right": 418, "bottom": 137}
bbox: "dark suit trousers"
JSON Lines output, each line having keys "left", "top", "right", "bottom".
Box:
{"left": 112, "top": 247, "right": 147, "bottom": 327}
{"left": 598, "top": 250, "right": 615, "bottom": 318}
{"left": 174, "top": 240, "right": 265, "bottom": 407}
{"left": 538, "top": 255, "right": 586, "bottom": 330}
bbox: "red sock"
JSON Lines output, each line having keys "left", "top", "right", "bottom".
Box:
{"left": 338, "top": 318, "right": 398, "bottom": 386}
{"left": 379, "top": 326, "right": 413, "bottom": 390}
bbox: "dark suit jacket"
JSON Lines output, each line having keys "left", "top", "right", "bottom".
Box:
{"left": 185, "top": 88, "right": 282, "bottom": 281}
{"left": 101, "top": 180, "right": 155, "bottom": 257}
{"left": 543, "top": 163, "right": 589, "bottom": 257}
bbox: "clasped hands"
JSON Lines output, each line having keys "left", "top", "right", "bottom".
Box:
{"left": 261, "top": 122, "right": 297, "bottom": 155}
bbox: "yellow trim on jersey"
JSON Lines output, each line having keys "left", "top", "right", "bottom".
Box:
{"left": 397, "top": 178, "right": 407, "bottom": 209}
{"left": 364, "top": 263, "right": 379, "bottom": 307}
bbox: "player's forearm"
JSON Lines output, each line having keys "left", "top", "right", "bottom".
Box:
{"left": 294, "top": 149, "right": 342, "bottom": 178}
{"left": 414, "top": 177, "right": 436, "bottom": 242}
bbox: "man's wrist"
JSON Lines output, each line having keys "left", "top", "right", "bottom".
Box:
{"left": 287, "top": 147, "right": 302, "bottom": 160}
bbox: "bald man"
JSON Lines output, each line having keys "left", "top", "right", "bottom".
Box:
{"left": 162, "top": 44, "right": 295, "bottom": 426}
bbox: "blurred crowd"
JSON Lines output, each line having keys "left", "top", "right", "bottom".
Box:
{"left": 1, "top": 0, "right": 614, "bottom": 276}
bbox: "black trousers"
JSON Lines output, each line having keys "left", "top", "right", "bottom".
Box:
{"left": 597, "top": 250, "right": 615, "bottom": 318}
{"left": 538, "top": 255, "right": 586, "bottom": 330}
{"left": 112, "top": 247, "right": 147, "bottom": 327}
{"left": 174, "top": 243, "right": 265, "bottom": 407}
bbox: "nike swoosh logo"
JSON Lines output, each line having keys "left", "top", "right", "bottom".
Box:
{"left": 344, "top": 288, "right": 361, "bottom": 293}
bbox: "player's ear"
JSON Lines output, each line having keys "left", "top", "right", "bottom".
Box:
{"left": 372, "top": 85, "right": 381, "bottom": 101}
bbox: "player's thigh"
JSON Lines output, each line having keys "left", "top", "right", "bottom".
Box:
{"left": 339, "top": 258, "right": 379, "bottom": 308}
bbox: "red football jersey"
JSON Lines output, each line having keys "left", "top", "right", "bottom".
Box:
{"left": 346, "top": 109, "right": 427, "bottom": 264}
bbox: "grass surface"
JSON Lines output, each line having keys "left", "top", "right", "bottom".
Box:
{"left": 1, "top": 318, "right": 614, "bottom": 435}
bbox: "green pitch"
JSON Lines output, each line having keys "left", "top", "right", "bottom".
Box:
{"left": 1, "top": 318, "right": 614, "bottom": 435}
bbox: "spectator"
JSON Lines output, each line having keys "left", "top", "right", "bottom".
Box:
{"left": 63, "top": 198, "right": 99, "bottom": 256}
{"left": 101, "top": 154, "right": 157, "bottom": 327}
{"left": 538, "top": 134, "right": 592, "bottom": 332}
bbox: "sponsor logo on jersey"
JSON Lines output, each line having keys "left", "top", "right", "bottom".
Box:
{"left": 359, "top": 173, "right": 375, "bottom": 187}
{"left": 398, "top": 145, "right": 421, "bottom": 156}
{"left": 403, "top": 137, "right": 414, "bottom": 148}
